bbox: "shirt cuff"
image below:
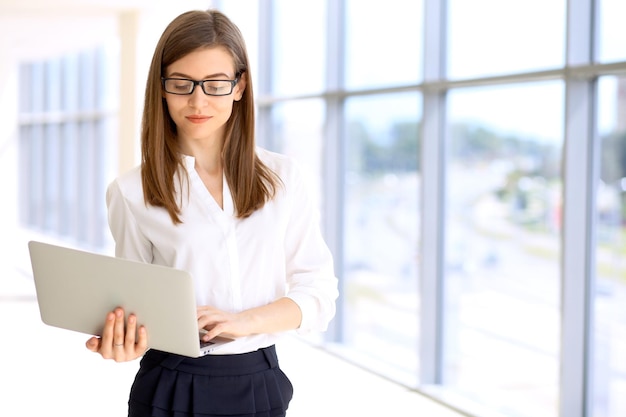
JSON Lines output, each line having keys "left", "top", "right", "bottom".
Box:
{"left": 285, "top": 292, "right": 325, "bottom": 335}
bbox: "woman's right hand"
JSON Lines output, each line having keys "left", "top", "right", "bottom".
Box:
{"left": 85, "top": 307, "right": 148, "bottom": 362}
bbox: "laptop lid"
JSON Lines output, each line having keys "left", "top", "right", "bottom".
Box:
{"left": 27, "top": 240, "right": 232, "bottom": 357}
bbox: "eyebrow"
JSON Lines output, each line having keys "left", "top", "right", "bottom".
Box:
{"left": 167, "top": 72, "right": 234, "bottom": 79}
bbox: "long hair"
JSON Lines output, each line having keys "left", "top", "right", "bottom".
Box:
{"left": 140, "top": 9, "right": 280, "bottom": 223}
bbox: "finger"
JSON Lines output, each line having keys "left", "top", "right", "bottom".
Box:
{"left": 113, "top": 308, "right": 126, "bottom": 348}
{"left": 196, "top": 306, "right": 218, "bottom": 319}
{"left": 135, "top": 325, "right": 148, "bottom": 355}
{"left": 197, "top": 316, "right": 211, "bottom": 331}
{"left": 125, "top": 314, "right": 137, "bottom": 348}
{"left": 85, "top": 336, "right": 101, "bottom": 352}
{"left": 197, "top": 311, "right": 224, "bottom": 331}
{"left": 99, "top": 311, "right": 116, "bottom": 357}
{"left": 196, "top": 305, "right": 212, "bottom": 314}
{"left": 202, "top": 323, "right": 225, "bottom": 342}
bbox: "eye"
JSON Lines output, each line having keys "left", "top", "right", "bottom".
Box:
{"left": 163, "top": 79, "right": 194, "bottom": 94}
{"left": 172, "top": 81, "right": 192, "bottom": 92}
{"left": 203, "top": 80, "right": 231, "bottom": 95}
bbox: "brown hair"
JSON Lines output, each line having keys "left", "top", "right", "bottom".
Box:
{"left": 140, "top": 9, "right": 280, "bottom": 223}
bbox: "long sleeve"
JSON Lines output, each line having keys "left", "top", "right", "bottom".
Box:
{"left": 106, "top": 169, "right": 153, "bottom": 263}
{"left": 281, "top": 160, "right": 339, "bottom": 334}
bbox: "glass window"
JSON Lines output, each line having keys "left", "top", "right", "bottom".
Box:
{"left": 77, "top": 120, "right": 96, "bottom": 244}
{"left": 447, "top": 0, "right": 566, "bottom": 79}
{"left": 61, "top": 54, "right": 79, "bottom": 112}
{"left": 18, "top": 125, "right": 31, "bottom": 226}
{"left": 234, "top": 2, "right": 626, "bottom": 416}
{"left": 272, "top": 0, "right": 326, "bottom": 96}
{"left": 345, "top": 0, "right": 422, "bottom": 90}
{"left": 597, "top": 0, "right": 626, "bottom": 63}
{"left": 215, "top": 0, "right": 259, "bottom": 90}
{"left": 31, "top": 62, "right": 45, "bottom": 113}
{"left": 342, "top": 92, "right": 421, "bottom": 386}
{"left": 43, "top": 122, "right": 61, "bottom": 231}
{"left": 19, "top": 62, "right": 33, "bottom": 113}
{"left": 96, "top": 44, "right": 119, "bottom": 111}
{"left": 18, "top": 45, "right": 114, "bottom": 248}
{"left": 443, "top": 82, "right": 563, "bottom": 417}
{"left": 270, "top": 100, "right": 325, "bottom": 206}
{"left": 59, "top": 122, "right": 78, "bottom": 236}
{"left": 593, "top": 75, "right": 626, "bottom": 417}
{"left": 44, "top": 58, "right": 61, "bottom": 112}
{"left": 78, "top": 50, "right": 96, "bottom": 110}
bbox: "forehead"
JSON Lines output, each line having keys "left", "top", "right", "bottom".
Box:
{"left": 165, "top": 46, "right": 236, "bottom": 77}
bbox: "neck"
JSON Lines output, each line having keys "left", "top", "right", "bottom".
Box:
{"left": 180, "top": 136, "right": 223, "bottom": 174}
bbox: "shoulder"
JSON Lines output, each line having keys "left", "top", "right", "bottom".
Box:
{"left": 255, "top": 148, "right": 317, "bottom": 207}
{"left": 107, "top": 165, "right": 143, "bottom": 203}
{"left": 256, "top": 147, "right": 301, "bottom": 182}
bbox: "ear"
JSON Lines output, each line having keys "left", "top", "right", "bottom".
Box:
{"left": 234, "top": 73, "right": 247, "bottom": 101}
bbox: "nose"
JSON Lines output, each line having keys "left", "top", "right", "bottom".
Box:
{"left": 188, "top": 85, "right": 208, "bottom": 108}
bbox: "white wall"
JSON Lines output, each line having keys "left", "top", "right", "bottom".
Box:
{"left": 0, "top": 1, "right": 212, "bottom": 270}
{"left": 0, "top": 49, "right": 21, "bottom": 266}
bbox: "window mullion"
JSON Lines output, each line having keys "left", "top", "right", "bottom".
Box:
{"left": 561, "top": 1, "right": 596, "bottom": 416}
{"left": 419, "top": 0, "right": 447, "bottom": 386}
{"left": 322, "top": 0, "right": 346, "bottom": 343}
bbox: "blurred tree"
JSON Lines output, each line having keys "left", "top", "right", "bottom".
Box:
{"left": 601, "top": 132, "right": 626, "bottom": 183}
{"left": 348, "top": 120, "right": 420, "bottom": 175}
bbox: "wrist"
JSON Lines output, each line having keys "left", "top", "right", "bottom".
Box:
{"left": 237, "top": 309, "right": 260, "bottom": 336}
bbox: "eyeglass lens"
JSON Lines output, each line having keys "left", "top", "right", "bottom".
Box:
{"left": 164, "top": 79, "right": 235, "bottom": 96}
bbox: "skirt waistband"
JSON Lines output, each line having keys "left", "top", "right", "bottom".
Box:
{"left": 142, "top": 345, "right": 278, "bottom": 377}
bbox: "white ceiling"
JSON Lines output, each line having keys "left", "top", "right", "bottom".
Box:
{"left": 0, "top": 0, "right": 210, "bottom": 60}
{"left": 0, "top": 0, "right": 168, "bottom": 15}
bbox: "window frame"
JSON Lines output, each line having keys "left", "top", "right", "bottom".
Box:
{"left": 232, "top": 0, "right": 626, "bottom": 416}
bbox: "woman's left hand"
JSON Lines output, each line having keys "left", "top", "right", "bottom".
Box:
{"left": 197, "top": 298, "right": 302, "bottom": 343}
{"left": 196, "top": 306, "right": 252, "bottom": 342}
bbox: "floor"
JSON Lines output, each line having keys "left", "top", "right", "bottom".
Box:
{"left": 0, "top": 260, "right": 465, "bottom": 417}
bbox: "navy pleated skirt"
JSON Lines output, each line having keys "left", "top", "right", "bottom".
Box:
{"left": 128, "top": 345, "right": 293, "bottom": 417}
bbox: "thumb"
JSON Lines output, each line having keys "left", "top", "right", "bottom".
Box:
{"left": 85, "top": 337, "right": 100, "bottom": 352}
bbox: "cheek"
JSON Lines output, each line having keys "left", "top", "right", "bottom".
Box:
{"left": 225, "top": 105, "right": 237, "bottom": 124}
{"left": 165, "top": 96, "right": 178, "bottom": 111}
{"left": 215, "top": 99, "right": 236, "bottom": 118}
{"left": 164, "top": 98, "right": 184, "bottom": 122}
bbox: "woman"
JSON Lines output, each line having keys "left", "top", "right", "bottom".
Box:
{"left": 85, "top": 9, "right": 338, "bottom": 417}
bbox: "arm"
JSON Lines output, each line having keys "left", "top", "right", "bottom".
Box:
{"left": 282, "top": 163, "right": 338, "bottom": 334}
{"left": 199, "top": 161, "right": 337, "bottom": 341}
{"left": 197, "top": 297, "right": 302, "bottom": 341}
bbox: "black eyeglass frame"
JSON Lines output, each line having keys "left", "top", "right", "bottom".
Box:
{"left": 161, "top": 77, "right": 240, "bottom": 96}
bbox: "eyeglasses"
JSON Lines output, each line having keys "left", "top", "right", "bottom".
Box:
{"left": 161, "top": 77, "right": 239, "bottom": 96}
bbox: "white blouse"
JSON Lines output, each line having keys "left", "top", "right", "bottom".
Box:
{"left": 106, "top": 148, "right": 338, "bottom": 354}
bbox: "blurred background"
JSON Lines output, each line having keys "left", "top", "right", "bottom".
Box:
{"left": 0, "top": 1, "right": 625, "bottom": 417}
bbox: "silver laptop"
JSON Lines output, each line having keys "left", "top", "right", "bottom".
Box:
{"left": 28, "top": 240, "right": 233, "bottom": 357}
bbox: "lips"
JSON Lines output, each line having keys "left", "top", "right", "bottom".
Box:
{"left": 186, "top": 115, "right": 211, "bottom": 124}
